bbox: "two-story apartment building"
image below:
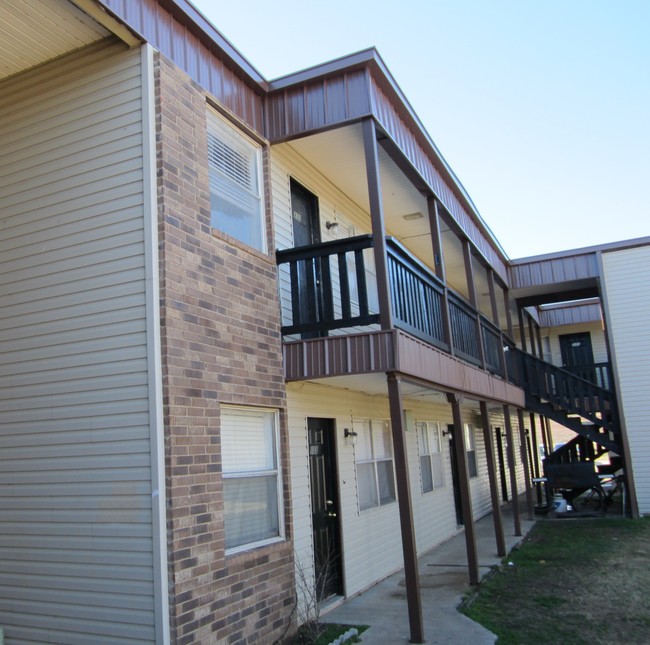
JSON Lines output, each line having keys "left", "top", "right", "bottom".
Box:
{"left": 1, "top": 1, "right": 647, "bottom": 644}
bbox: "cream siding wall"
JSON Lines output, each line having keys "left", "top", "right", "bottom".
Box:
{"left": 601, "top": 246, "right": 650, "bottom": 514}
{"left": 287, "top": 382, "right": 509, "bottom": 599}
{"left": 272, "top": 143, "right": 378, "bottom": 333}
{"left": 541, "top": 321, "right": 607, "bottom": 367}
{"left": 0, "top": 42, "right": 158, "bottom": 643}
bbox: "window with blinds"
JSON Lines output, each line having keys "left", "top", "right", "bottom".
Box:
{"left": 221, "top": 407, "right": 282, "bottom": 551}
{"left": 416, "top": 421, "right": 445, "bottom": 493}
{"left": 207, "top": 109, "right": 265, "bottom": 251}
{"left": 464, "top": 423, "right": 478, "bottom": 478}
{"left": 354, "top": 419, "right": 396, "bottom": 511}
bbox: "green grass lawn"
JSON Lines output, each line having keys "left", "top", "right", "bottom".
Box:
{"left": 461, "top": 517, "right": 650, "bottom": 644}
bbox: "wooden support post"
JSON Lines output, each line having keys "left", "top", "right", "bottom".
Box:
{"left": 529, "top": 413, "right": 543, "bottom": 505}
{"left": 428, "top": 197, "right": 453, "bottom": 353}
{"left": 504, "top": 289, "right": 515, "bottom": 339}
{"left": 517, "top": 306, "right": 528, "bottom": 354}
{"left": 447, "top": 393, "right": 480, "bottom": 585}
{"left": 387, "top": 373, "right": 424, "bottom": 644}
{"left": 362, "top": 118, "right": 393, "bottom": 331}
{"left": 462, "top": 239, "right": 486, "bottom": 368}
{"left": 503, "top": 405, "right": 521, "bottom": 536}
{"left": 480, "top": 401, "right": 506, "bottom": 557}
{"left": 517, "top": 408, "right": 534, "bottom": 520}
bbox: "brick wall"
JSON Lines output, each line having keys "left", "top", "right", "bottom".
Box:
{"left": 155, "top": 54, "right": 295, "bottom": 644}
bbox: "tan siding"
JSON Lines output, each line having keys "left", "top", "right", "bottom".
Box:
{"left": 602, "top": 246, "right": 650, "bottom": 514}
{"left": 287, "top": 382, "right": 502, "bottom": 600}
{"left": 0, "top": 42, "right": 156, "bottom": 644}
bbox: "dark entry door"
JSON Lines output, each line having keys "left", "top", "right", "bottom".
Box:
{"left": 290, "top": 179, "right": 323, "bottom": 335}
{"left": 308, "top": 418, "right": 343, "bottom": 599}
{"left": 495, "top": 428, "right": 509, "bottom": 502}
{"left": 559, "top": 332, "right": 595, "bottom": 382}
{"left": 447, "top": 424, "right": 464, "bottom": 526}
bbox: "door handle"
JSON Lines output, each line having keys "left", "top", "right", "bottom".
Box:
{"left": 328, "top": 512, "right": 337, "bottom": 518}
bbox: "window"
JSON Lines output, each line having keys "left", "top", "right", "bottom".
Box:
{"left": 355, "top": 419, "right": 396, "bottom": 511}
{"left": 221, "top": 407, "right": 282, "bottom": 551}
{"left": 207, "top": 109, "right": 265, "bottom": 251}
{"left": 464, "top": 424, "right": 478, "bottom": 478}
{"left": 416, "top": 421, "right": 444, "bottom": 493}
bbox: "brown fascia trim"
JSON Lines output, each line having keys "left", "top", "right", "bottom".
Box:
{"left": 539, "top": 297, "right": 600, "bottom": 310}
{"left": 97, "top": 0, "right": 269, "bottom": 93}
{"left": 269, "top": 47, "right": 510, "bottom": 268}
{"left": 510, "top": 235, "right": 650, "bottom": 265}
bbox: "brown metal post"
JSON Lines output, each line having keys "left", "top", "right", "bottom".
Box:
{"left": 428, "top": 197, "right": 453, "bottom": 353}
{"left": 517, "top": 408, "right": 534, "bottom": 520}
{"left": 386, "top": 373, "right": 424, "bottom": 644}
{"left": 504, "top": 289, "right": 515, "bottom": 339}
{"left": 447, "top": 393, "right": 480, "bottom": 585}
{"left": 529, "top": 413, "right": 543, "bottom": 505}
{"left": 517, "top": 306, "right": 528, "bottom": 354}
{"left": 503, "top": 405, "right": 521, "bottom": 536}
{"left": 462, "top": 238, "right": 486, "bottom": 368}
{"left": 480, "top": 401, "right": 506, "bottom": 557}
{"left": 527, "top": 315, "right": 537, "bottom": 357}
{"left": 362, "top": 118, "right": 393, "bottom": 331}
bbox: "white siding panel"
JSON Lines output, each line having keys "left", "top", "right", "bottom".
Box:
{"left": 0, "top": 41, "right": 156, "bottom": 644}
{"left": 602, "top": 246, "right": 650, "bottom": 514}
{"left": 287, "top": 382, "right": 503, "bottom": 601}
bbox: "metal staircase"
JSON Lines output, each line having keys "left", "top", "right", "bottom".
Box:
{"left": 510, "top": 348, "right": 622, "bottom": 460}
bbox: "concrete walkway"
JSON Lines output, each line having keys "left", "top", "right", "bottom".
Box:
{"left": 324, "top": 500, "right": 536, "bottom": 644}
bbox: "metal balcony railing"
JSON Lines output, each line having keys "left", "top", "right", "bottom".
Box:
{"left": 276, "top": 235, "right": 511, "bottom": 378}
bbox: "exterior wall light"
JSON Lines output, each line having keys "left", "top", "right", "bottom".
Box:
{"left": 344, "top": 428, "right": 358, "bottom": 445}
{"left": 326, "top": 220, "right": 339, "bottom": 230}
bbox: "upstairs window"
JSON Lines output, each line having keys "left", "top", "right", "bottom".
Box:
{"left": 416, "top": 421, "right": 444, "bottom": 493}
{"left": 355, "top": 419, "right": 396, "bottom": 511}
{"left": 221, "top": 407, "right": 282, "bottom": 551}
{"left": 207, "top": 109, "right": 265, "bottom": 252}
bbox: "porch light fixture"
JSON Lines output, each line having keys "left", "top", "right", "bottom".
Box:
{"left": 402, "top": 212, "right": 424, "bottom": 221}
{"left": 344, "top": 428, "right": 358, "bottom": 445}
{"left": 326, "top": 220, "right": 339, "bottom": 230}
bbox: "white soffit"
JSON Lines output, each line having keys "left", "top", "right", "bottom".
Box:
{"left": 0, "top": 0, "right": 111, "bottom": 82}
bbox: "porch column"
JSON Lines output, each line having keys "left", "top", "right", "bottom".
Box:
{"left": 487, "top": 268, "right": 507, "bottom": 377}
{"left": 517, "top": 306, "right": 528, "bottom": 354}
{"left": 462, "top": 238, "right": 486, "bottom": 368}
{"left": 503, "top": 289, "right": 515, "bottom": 339}
{"left": 428, "top": 196, "right": 454, "bottom": 354}
{"left": 362, "top": 118, "right": 393, "bottom": 330}
{"left": 480, "top": 401, "right": 506, "bottom": 557}
{"left": 517, "top": 408, "right": 534, "bottom": 520}
{"left": 387, "top": 373, "right": 424, "bottom": 644}
{"left": 529, "top": 412, "right": 543, "bottom": 505}
{"left": 503, "top": 405, "right": 521, "bottom": 536}
{"left": 447, "top": 393, "right": 480, "bottom": 585}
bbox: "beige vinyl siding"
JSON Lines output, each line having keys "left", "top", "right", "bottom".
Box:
{"left": 287, "top": 382, "right": 504, "bottom": 599}
{"left": 602, "top": 246, "right": 650, "bottom": 514}
{"left": 0, "top": 41, "right": 157, "bottom": 644}
{"left": 541, "top": 321, "right": 607, "bottom": 367}
{"left": 272, "top": 143, "right": 379, "bottom": 334}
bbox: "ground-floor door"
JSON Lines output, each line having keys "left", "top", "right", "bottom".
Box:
{"left": 447, "top": 424, "right": 464, "bottom": 525}
{"left": 495, "top": 428, "right": 509, "bottom": 501}
{"left": 308, "top": 418, "right": 343, "bottom": 599}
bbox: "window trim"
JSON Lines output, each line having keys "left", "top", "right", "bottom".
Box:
{"left": 207, "top": 107, "right": 266, "bottom": 253}
{"left": 221, "top": 405, "right": 284, "bottom": 554}
{"left": 354, "top": 418, "right": 396, "bottom": 512}
{"left": 416, "top": 420, "right": 445, "bottom": 493}
{"left": 464, "top": 423, "right": 478, "bottom": 478}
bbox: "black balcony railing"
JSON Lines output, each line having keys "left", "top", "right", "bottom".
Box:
{"left": 277, "top": 235, "right": 510, "bottom": 379}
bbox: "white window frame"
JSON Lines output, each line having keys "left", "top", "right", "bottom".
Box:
{"left": 464, "top": 423, "right": 478, "bottom": 478}
{"left": 416, "top": 421, "right": 445, "bottom": 493}
{"left": 221, "top": 406, "right": 284, "bottom": 553}
{"left": 207, "top": 108, "right": 266, "bottom": 252}
{"left": 354, "top": 419, "right": 396, "bottom": 511}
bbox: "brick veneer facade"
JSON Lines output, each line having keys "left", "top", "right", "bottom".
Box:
{"left": 155, "top": 54, "right": 295, "bottom": 644}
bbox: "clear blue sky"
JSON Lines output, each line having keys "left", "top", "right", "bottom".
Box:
{"left": 192, "top": 0, "right": 649, "bottom": 258}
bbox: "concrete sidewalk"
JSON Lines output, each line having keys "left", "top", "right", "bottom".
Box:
{"left": 324, "top": 500, "right": 536, "bottom": 644}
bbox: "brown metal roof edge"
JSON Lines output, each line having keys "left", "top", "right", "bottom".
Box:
{"left": 269, "top": 47, "right": 510, "bottom": 268}
{"left": 98, "top": 0, "right": 269, "bottom": 92}
{"left": 510, "top": 235, "right": 650, "bottom": 265}
{"left": 539, "top": 298, "right": 600, "bottom": 310}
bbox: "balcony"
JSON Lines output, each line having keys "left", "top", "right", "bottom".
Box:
{"left": 276, "top": 235, "right": 515, "bottom": 390}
